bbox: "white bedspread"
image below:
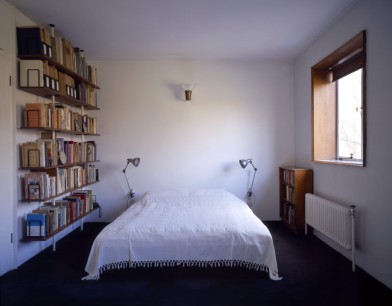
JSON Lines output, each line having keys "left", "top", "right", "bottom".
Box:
{"left": 83, "top": 189, "right": 281, "bottom": 280}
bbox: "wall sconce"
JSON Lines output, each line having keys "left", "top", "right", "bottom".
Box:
{"left": 239, "top": 158, "right": 258, "bottom": 207}
{"left": 122, "top": 157, "right": 140, "bottom": 205}
{"left": 181, "top": 84, "right": 197, "bottom": 101}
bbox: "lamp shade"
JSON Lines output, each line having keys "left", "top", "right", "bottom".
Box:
{"left": 128, "top": 157, "right": 140, "bottom": 167}
{"left": 239, "top": 159, "right": 251, "bottom": 169}
{"left": 181, "top": 84, "right": 196, "bottom": 101}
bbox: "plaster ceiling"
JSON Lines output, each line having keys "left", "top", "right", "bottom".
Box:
{"left": 6, "top": 0, "right": 358, "bottom": 60}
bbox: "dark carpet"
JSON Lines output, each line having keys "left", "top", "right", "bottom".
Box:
{"left": 1, "top": 221, "right": 391, "bottom": 306}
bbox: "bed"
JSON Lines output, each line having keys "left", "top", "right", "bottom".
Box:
{"left": 83, "top": 189, "right": 281, "bottom": 280}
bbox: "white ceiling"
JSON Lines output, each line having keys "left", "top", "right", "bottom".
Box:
{"left": 6, "top": 0, "right": 358, "bottom": 60}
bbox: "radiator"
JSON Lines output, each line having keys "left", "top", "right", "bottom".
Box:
{"left": 305, "top": 193, "right": 356, "bottom": 271}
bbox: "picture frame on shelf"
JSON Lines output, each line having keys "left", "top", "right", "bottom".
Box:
{"left": 28, "top": 183, "right": 41, "bottom": 201}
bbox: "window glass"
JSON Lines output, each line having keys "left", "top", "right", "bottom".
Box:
{"left": 337, "top": 69, "right": 362, "bottom": 160}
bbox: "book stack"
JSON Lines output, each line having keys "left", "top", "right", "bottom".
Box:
{"left": 22, "top": 103, "right": 97, "bottom": 133}
{"left": 58, "top": 71, "right": 77, "bottom": 98}
{"left": 82, "top": 115, "right": 97, "bottom": 134}
{"left": 76, "top": 82, "right": 98, "bottom": 107}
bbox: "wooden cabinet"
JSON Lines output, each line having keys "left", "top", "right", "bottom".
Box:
{"left": 16, "top": 25, "right": 100, "bottom": 247}
{"left": 279, "top": 166, "right": 313, "bottom": 234}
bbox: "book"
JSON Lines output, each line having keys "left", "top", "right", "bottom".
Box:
{"left": 61, "top": 37, "right": 74, "bottom": 71}
{"left": 31, "top": 209, "right": 51, "bottom": 235}
{"left": 54, "top": 200, "right": 70, "bottom": 227}
{"left": 56, "top": 167, "right": 66, "bottom": 194}
{"left": 38, "top": 138, "right": 58, "bottom": 167}
{"left": 72, "top": 190, "right": 93, "bottom": 213}
{"left": 26, "top": 213, "right": 46, "bottom": 237}
{"left": 63, "top": 196, "right": 81, "bottom": 221}
{"left": 40, "top": 204, "right": 59, "bottom": 232}
{"left": 55, "top": 36, "right": 63, "bottom": 65}
{"left": 19, "top": 60, "right": 45, "bottom": 88}
{"left": 86, "top": 141, "right": 96, "bottom": 161}
{"left": 24, "top": 102, "right": 48, "bottom": 128}
{"left": 21, "top": 141, "right": 44, "bottom": 167}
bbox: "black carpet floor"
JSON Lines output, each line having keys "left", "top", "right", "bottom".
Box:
{"left": 1, "top": 221, "right": 391, "bottom": 306}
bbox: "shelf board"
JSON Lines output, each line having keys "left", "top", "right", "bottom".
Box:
{"left": 20, "top": 126, "right": 100, "bottom": 136}
{"left": 19, "top": 86, "right": 100, "bottom": 110}
{"left": 20, "top": 160, "right": 100, "bottom": 171}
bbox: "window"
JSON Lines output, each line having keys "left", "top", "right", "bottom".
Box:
{"left": 312, "top": 31, "right": 366, "bottom": 166}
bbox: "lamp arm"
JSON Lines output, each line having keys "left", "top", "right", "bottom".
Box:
{"left": 123, "top": 171, "right": 132, "bottom": 193}
{"left": 249, "top": 168, "right": 257, "bottom": 192}
{"left": 249, "top": 161, "right": 257, "bottom": 171}
{"left": 122, "top": 160, "right": 130, "bottom": 173}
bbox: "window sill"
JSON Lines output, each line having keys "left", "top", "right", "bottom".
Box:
{"left": 313, "top": 159, "right": 364, "bottom": 167}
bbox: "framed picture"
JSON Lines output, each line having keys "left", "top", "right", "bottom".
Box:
{"left": 74, "top": 120, "right": 81, "bottom": 132}
{"left": 28, "top": 183, "right": 41, "bottom": 201}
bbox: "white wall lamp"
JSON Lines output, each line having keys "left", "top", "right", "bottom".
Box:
{"left": 122, "top": 157, "right": 140, "bottom": 206}
{"left": 239, "top": 158, "right": 258, "bottom": 207}
{"left": 181, "top": 84, "right": 197, "bottom": 101}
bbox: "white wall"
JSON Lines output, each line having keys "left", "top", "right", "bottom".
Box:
{"left": 294, "top": 0, "right": 392, "bottom": 289}
{"left": 89, "top": 59, "right": 294, "bottom": 222}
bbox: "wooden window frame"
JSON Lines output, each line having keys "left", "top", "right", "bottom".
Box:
{"left": 311, "top": 31, "right": 366, "bottom": 167}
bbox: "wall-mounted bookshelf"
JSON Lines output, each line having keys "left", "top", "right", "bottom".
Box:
{"left": 17, "top": 24, "right": 101, "bottom": 250}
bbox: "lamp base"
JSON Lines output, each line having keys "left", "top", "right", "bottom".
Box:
{"left": 245, "top": 190, "right": 255, "bottom": 207}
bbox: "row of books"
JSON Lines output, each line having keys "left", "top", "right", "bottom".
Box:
{"left": 281, "top": 169, "right": 295, "bottom": 186}
{"left": 17, "top": 26, "right": 98, "bottom": 85}
{"left": 23, "top": 165, "right": 98, "bottom": 201}
{"left": 26, "top": 189, "right": 95, "bottom": 237}
{"left": 21, "top": 138, "right": 97, "bottom": 168}
{"left": 56, "top": 164, "right": 98, "bottom": 195}
{"left": 23, "top": 102, "right": 98, "bottom": 133}
{"left": 58, "top": 139, "right": 97, "bottom": 166}
{"left": 282, "top": 202, "right": 296, "bottom": 226}
{"left": 284, "top": 185, "right": 295, "bottom": 204}
{"left": 20, "top": 59, "right": 98, "bottom": 107}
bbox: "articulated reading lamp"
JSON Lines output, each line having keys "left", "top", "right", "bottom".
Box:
{"left": 239, "top": 158, "right": 258, "bottom": 207}
{"left": 122, "top": 157, "right": 140, "bottom": 206}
